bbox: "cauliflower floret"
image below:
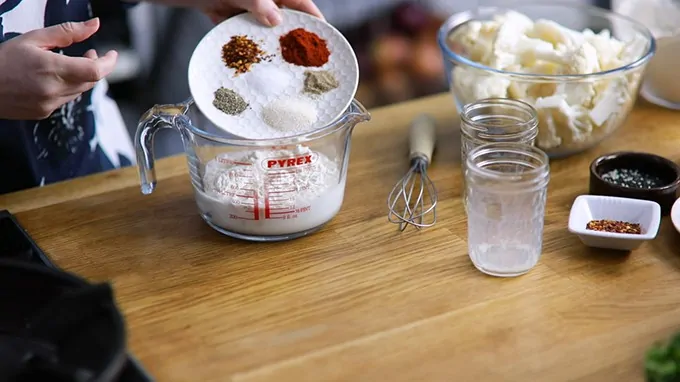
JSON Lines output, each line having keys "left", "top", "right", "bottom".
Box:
{"left": 527, "top": 61, "right": 562, "bottom": 75}
{"left": 566, "top": 42, "right": 602, "bottom": 74}
{"left": 452, "top": 66, "right": 510, "bottom": 104}
{"left": 535, "top": 95, "right": 593, "bottom": 144}
{"left": 556, "top": 82, "right": 596, "bottom": 108}
{"left": 450, "top": 20, "right": 482, "bottom": 50}
{"left": 489, "top": 11, "right": 536, "bottom": 69}
{"left": 583, "top": 29, "right": 625, "bottom": 70}
{"left": 532, "top": 41, "right": 601, "bottom": 74}
{"left": 528, "top": 19, "right": 585, "bottom": 49}
{"left": 479, "top": 20, "right": 500, "bottom": 40}
{"left": 589, "top": 78, "right": 629, "bottom": 126}
{"left": 619, "top": 33, "right": 649, "bottom": 65}
{"left": 505, "top": 64, "right": 531, "bottom": 99}
{"left": 527, "top": 82, "right": 557, "bottom": 99}
{"left": 522, "top": 62, "right": 563, "bottom": 100}
{"left": 492, "top": 10, "right": 534, "bottom": 31}
{"left": 553, "top": 104, "right": 593, "bottom": 144}
{"left": 536, "top": 109, "right": 561, "bottom": 149}
{"left": 449, "top": 21, "right": 495, "bottom": 63}
{"left": 516, "top": 36, "right": 558, "bottom": 67}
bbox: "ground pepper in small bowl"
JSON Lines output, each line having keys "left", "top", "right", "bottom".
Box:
{"left": 279, "top": 28, "right": 330, "bottom": 67}
{"left": 589, "top": 152, "right": 680, "bottom": 216}
{"left": 586, "top": 219, "right": 642, "bottom": 234}
{"left": 601, "top": 168, "right": 665, "bottom": 189}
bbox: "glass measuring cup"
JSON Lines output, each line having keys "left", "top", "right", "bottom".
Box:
{"left": 135, "top": 98, "right": 371, "bottom": 242}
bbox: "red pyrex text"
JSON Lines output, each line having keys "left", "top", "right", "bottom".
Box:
{"left": 266, "top": 155, "right": 313, "bottom": 169}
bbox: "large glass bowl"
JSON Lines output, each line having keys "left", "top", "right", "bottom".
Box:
{"left": 437, "top": 3, "right": 656, "bottom": 158}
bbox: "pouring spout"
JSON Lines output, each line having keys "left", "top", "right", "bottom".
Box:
{"left": 346, "top": 99, "right": 372, "bottom": 125}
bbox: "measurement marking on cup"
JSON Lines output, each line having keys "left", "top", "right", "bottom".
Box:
{"left": 217, "top": 158, "right": 252, "bottom": 166}
{"left": 264, "top": 171, "right": 300, "bottom": 219}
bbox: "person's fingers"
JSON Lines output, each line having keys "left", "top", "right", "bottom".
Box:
{"left": 83, "top": 48, "right": 98, "bottom": 59}
{"left": 240, "top": 0, "right": 283, "bottom": 27}
{"left": 55, "top": 50, "right": 118, "bottom": 83}
{"left": 278, "top": 0, "right": 325, "bottom": 20}
{"left": 60, "top": 79, "right": 98, "bottom": 97}
{"left": 21, "top": 18, "right": 100, "bottom": 49}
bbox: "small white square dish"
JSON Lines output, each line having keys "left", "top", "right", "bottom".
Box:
{"left": 568, "top": 195, "right": 661, "bottom": 251}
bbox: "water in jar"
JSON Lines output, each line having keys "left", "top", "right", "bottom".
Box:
{"left": 465, "top": 143, "right": 550, "bottom": 277}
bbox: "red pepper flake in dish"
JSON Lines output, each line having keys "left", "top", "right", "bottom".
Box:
{"left": 279, "top": 28, "right": 330, "bottom": 67}
{"left": 221, "top": 35, "right": 272, "bottom": 75}
{"left": 586, "top": 219, "right": 642, "bottom": 234}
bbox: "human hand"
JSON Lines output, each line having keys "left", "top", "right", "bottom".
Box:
{"left": 197, "top": 0, "right": 324, "bottom": 26}
{"left": 0, "top": 18, "right": 117, "bottom": 120}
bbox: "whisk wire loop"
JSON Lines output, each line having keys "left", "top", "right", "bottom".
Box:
{"left": 387, "top": 157, "right": 438, "bottom": 231}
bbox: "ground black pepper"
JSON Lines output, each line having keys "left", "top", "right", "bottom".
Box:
{"left": 213, "top": 87, "right": 248, "bottom": 115}
{"left": 586, "top": 219, "right": 642, "bottom": 234}
{"left": 601, "top": 168, "right": 665, "bottom": 189}
{"left": 221, "top": 35, "right": 272, "bottom": 75}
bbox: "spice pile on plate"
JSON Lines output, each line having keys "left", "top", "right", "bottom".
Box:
{"left": 586, "top": 219, "right": 642, "bottom": 234}
{"left": 221, "top": 35, "right": 273, "bottom": 75}
{"left": 212, "top": 27, "right": 341, "bottom": 136}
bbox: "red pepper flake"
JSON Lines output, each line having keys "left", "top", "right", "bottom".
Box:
{"left": 279, "top": 28, "right": 331, "bottom": 67}
{"left": 221, "top": 35, "right": 272, "bottom": 75}
{"left": 586, "top": 219, "right": 642, "bottom": 234}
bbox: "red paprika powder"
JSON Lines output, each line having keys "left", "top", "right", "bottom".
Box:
{"left": 279, "top": 28, "right": 331, "bottom": 67}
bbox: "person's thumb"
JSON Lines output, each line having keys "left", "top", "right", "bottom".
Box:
{"left": 21, "top": 18, "right": 100, "bottom": 49}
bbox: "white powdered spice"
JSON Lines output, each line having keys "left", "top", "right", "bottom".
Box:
{"left": 245, "top": 64, "right": 293, "bottom": 97}
{"left": 261, "top": 98, "right": 318, "bottom": 134}
{"left": 195, "top": 145, "right": 345, "bottom": 236}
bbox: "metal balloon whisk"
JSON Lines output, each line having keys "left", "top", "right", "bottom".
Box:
{"left": 387, "top": 114, "right": 438, "bottom": 231}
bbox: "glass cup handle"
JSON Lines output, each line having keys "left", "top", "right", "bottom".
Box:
{"left": 135, "top": 103, "right": 188, "bottom": 195}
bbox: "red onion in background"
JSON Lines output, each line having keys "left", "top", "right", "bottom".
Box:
{"left": 377, "top": 68, "right": 414, "bottom": 104}
{"left": 392, "top": 2, "right": 431, "bottom": 34}
{"left": 371, "top": 33, "right": 412, "bottom": 70}
{"left": 410, "top": 39, "right": 445, "bottom": 83}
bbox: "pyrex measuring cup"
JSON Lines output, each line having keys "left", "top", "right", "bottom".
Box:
{"left": 135, "top": 98, "right": 371, "bottom": 242}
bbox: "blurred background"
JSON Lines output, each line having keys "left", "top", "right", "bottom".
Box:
{"left": 100, "top": 0, "right": 609, "bottom": 158}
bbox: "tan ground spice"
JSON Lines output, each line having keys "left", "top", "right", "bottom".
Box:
{"left": 303, "top": 70, "right": 340, "bottom": 95}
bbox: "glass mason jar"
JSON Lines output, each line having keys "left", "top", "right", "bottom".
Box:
{"left": 460, "top": 98, "right": 539, "bottom": 207}
{"left": 465, "top": 142, "right": 550, "bottom": 277}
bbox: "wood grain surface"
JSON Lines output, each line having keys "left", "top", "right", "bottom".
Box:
{"left": 2, "top": 93, "right": 680, "bottom": 381}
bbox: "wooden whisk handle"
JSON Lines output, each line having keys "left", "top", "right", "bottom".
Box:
{"left": 409, "top": 114, "right": 437, "bottom": 164}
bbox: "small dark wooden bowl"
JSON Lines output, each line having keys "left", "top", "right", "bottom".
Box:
{"left": 589, "top": 152, "right": 680, "bottom": 216}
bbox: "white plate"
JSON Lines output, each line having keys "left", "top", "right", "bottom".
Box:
{"left": 187, "top": 9, "right": 359, "bottom": 139}
{"left": 568, "top": 195, "right": 661, "bottom": 251}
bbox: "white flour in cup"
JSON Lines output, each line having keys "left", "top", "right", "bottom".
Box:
{"left": 194, "top": 145, "right": 345, "bottom": 236}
